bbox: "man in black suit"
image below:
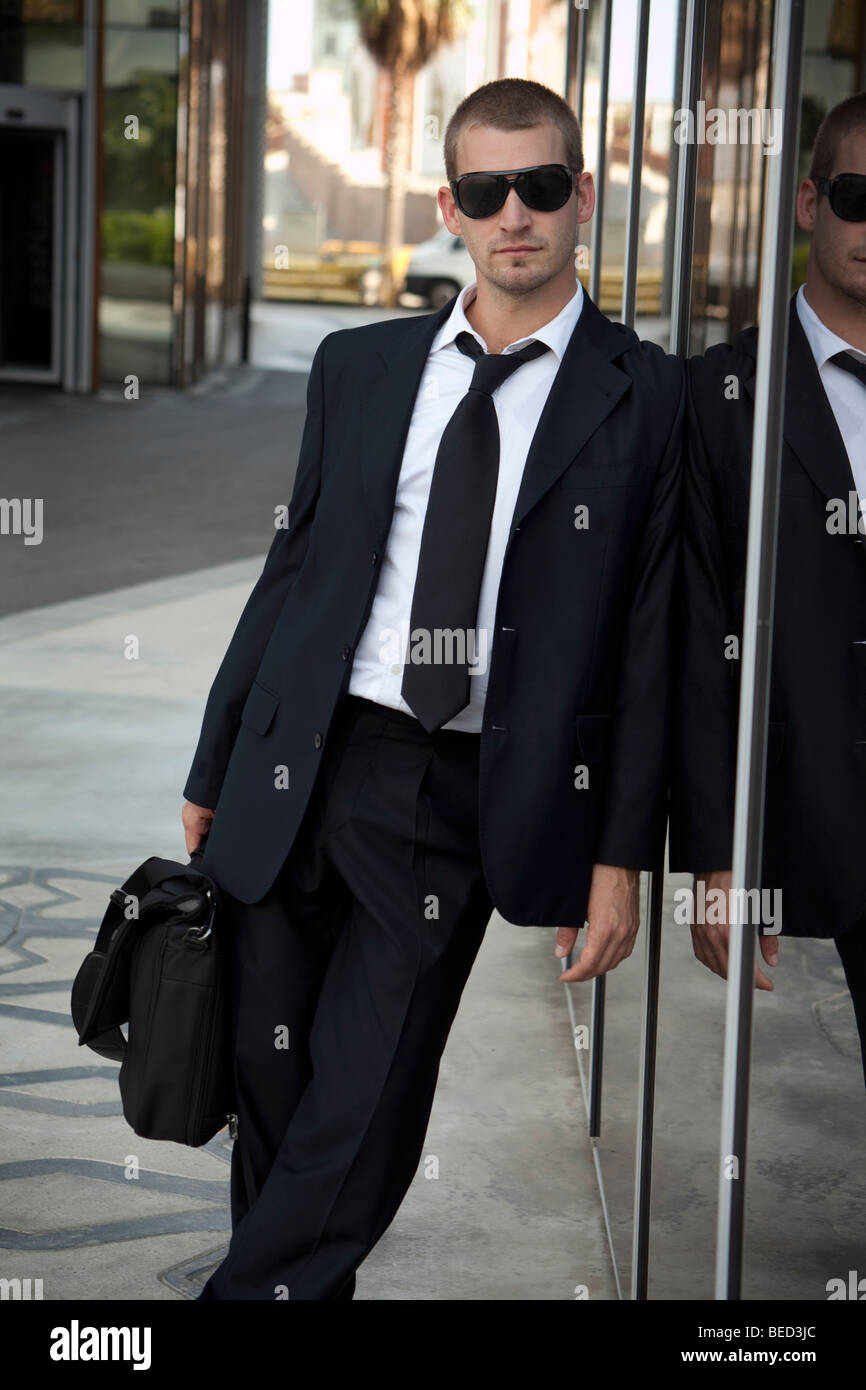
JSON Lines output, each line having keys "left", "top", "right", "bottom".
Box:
{"left": 182, "top": 76, "right": 684, "bottom": 1299}
{"left": 670, "top": 93, "right": 866, "bottom": 1083}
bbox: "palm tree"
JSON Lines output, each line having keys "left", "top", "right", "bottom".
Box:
{"left": 350, "top": 0, "right": 471, "bottom": 305}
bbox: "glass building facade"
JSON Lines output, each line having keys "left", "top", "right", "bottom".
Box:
{"left": 2, "top": 1, "right": 864, "bottom": 384}
{"left": 0, "top": 0, "right": 265, "bottom": 389}
{"left": 563, "top": 0, "right": 865, "bottom": 349}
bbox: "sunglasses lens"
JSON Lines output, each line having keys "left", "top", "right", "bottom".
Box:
{"left": 457, "top": 174, "right": 507, "bottom": 219}
{"left": 518, "top": 166, "right": 573, "bottom": 212}
{"left": 455, "top": 166, "right": 574, "bottom": 218}
{"left": 832, "top": 175, "right": 866, "bottom": 222}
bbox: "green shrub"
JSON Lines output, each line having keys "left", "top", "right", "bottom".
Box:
{"left": 102, "top": 209, "right": 174, "bottom": 265}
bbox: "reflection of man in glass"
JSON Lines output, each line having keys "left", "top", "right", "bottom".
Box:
{"left": 671, "top": 93, "right": 866, "bottom": 1084}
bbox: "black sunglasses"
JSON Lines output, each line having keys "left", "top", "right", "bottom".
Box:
{"left": 813, "top": 173, "right": 866, "bottom": 222}
{"left": 450, "top": 163, "right": 579, "bottom": 219}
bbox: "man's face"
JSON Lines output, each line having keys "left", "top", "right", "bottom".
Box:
{"left": 799, "top": 129, "right": 866, "bottom": 309}
{"left": 438, "top": 122, "right": 594, "bottom": 297}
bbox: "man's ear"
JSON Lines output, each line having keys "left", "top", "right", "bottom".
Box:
{"left": 796, "top": 178, "right": 818, "bottom": 232}
{"left": 437, "top": 185, "right": 462, "bottom": 237}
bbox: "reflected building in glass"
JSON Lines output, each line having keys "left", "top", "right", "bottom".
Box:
{"left": 1, "top": 0, "right": 863, "bottom": 389}
{"left": 0, "top": 0, "right": 266, "bottom": 389}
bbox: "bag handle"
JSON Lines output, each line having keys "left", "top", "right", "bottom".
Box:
{"left": 74, "top": 838, "right": 219, "bottom": 1061}
{"left": 92, "top": 846, "right": 218, "bottom": 956}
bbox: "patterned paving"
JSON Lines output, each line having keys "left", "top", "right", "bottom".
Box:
{"left": 0, "top": 865, "right": 231, "bottom": 1297}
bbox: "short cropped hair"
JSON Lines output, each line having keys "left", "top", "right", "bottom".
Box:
{"left": 808, "top": 90, "right": 866, "bottom": 187}
{"left": 444, "top": 78, "right": 584, "bottom": 183}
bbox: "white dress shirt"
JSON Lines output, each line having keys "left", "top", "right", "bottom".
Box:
{"left": 347, "top": 278, "right": 584, "bottom": 731}
{"left": 796, "top": 284, "right": 866, "bottom": 498}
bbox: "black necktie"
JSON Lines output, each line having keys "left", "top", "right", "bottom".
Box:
{"left": 401, "top": 329, "right": 550, "bottom": 732}
{"left": 830, "top": 350, "right": 866, "bottom": 389}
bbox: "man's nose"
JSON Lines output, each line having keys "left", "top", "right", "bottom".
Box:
{"left": 498, "top": 185, "right": 532, "bottom": 228}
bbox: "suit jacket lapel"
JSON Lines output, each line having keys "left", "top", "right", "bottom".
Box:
{"left": 356, "top": 287, "right": 635, "bottom": 543}
{"left": 511, "top": 291, "right": 633, "bottom": 530}
{"left": 357, "top": 300, "right": 453, "bottom": 543}
{"left": 742, "top": 293, "right": 856, "bottom": 504}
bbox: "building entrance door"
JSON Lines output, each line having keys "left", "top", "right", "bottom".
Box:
{"left": 0, "top": 85, "right": 80, "bottom": 388}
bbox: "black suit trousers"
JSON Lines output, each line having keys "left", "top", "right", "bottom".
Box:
{"left": 197, "top": 692, "right": 493, "bottom": 1300}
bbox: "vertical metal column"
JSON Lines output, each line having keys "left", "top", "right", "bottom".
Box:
{"left": 581, "top": 0, "right": 614, "bottom": 1140}
{"left": 620, "top": 0, "right": 658, "bottom": 1301}
{"left": 173, "top": 0, "right": 192, "bottom": 385}
{"left": 630, "top": 0, "right": 707, "bottom": 1300}
{"left": 575, "top": 4, "right": 588, "bottom": 130}
{"left": 565, "top": 0, "right": 578, "bottom": 111}
{"left": 63, "top": 96, "right": 80, "bottom": 391}
{"left": 588, "top": 974, "right": 605, "bottom": 1138}
{"left": 621, "top": 0, "right": 650, "bottom": 326}
{"left": 715, "top": 0, "right": 805, "bottom": 1301}
{"left": 589, "top": 0, "right": 613, "bottom": 306}
{"left": 630, "top": 866, "right": 663, "bottom": 1297}
{"left": 565, "top": 0, "right": 588, "bottom": 127}
{"left": 669, "top": 0, "right": 706, "bottom": 357}
{"left": 78, "top": 0, "right": 100, "bottom": 391}
{"left": 245, "top": 0, "right": 269, "bottom": 305}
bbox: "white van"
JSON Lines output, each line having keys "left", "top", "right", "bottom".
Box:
{"left": 400, "top": 226, "right": 476, "bottom": 309}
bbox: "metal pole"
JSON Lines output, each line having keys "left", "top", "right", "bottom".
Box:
{"left": 621, "top": 0, "right": 650, "bottom": 325}
{"left": 589, "top": 974, "right": 605, "bottom": 1138}
{"left": 566, "top": 0, "right": 588, "bottom": 272}
{"left": 620, "top": 0, "right": 676, "bottom": 1300}
{"left": 715, "top": 0, "right": 805, "bottom": 1300}
{"left": 630, "top": 869, "right": 663, "bottom": 1298}
{"left": 241, "top": 272, "right": 252, "bottom": 364}
{"left": 565, "top": 0, "right": 588, "bottom": 127}
{"left": 245, "top": 0, "right": 268, "bottom": 304}
{"left": 589, "top": 0, "right": 612, "bottom": 306}
{"left": 669, "top": 0, "right": 706, "bottom": 356}
{"left": 660, "top": 0, "right": 688, "bottom": 322}
{"left": 630, "top": 0, "right": 707, "bottom": 1297}
{"left": 565, "top": 0, "right": 578, "bottom": 110}
{"left": 78, "top": 0, "right": 100, "bottom": 391}
{"left": 575, "top": 4, "right": 588, "bottom": 129}
{"left": 583, "top": 0, "right": 613, "bottom": 1139}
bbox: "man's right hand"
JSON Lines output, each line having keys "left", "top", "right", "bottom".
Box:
{"left": 691, "top": 869, "right": 779, "bottom": 991}
{"left": 182, "top": 801, "right": 215, "bottom": 856}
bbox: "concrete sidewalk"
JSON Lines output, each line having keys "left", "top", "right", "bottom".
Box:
{"left": 0, "top": 559, "right": 615, "bottom": 1301}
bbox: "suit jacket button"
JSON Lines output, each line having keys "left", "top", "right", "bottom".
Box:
{"left": 341, "top": 644, "right": 352, "bottom": 660}
{"left": 371, "top": 551, "right": 379, "bottom": 565}
{"left": 314, "top": 732, "right": 323, "bottom": 748}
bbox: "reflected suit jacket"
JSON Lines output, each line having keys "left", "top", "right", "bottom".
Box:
{"left": 669, "top": 294, "right": 866, "bottom": 938}
{"left": 183, "top": 289, "right": 685, "bottom": 924}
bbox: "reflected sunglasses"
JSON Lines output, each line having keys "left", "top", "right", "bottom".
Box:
{"left": 450, "top": 163, "right": 579, "bottom": 219}
{"left": 813, "top": 173, "right": 866, "bottom": 222}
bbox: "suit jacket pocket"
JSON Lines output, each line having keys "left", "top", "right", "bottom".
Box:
{"left": 575, "top": 714, "right": 612, "bottom": 762}
{"left": 240, "top": 679, "right": 280, "bottom": 736}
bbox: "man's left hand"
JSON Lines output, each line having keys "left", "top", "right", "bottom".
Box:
{"left": 554, "top": 864, "right": 641, "bottom": 982}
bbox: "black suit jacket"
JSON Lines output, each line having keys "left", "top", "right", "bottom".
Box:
{"left": 669, "top": 293, "right": 866, "bottom": 938}
{"left": 184, "top": 289, "right": 684, "bottom": 923}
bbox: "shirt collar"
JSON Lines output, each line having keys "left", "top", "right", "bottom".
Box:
{"left": 796, "top": 282, "right": 866, "bottom": 369}
{"left": 430, "top": 278, "right": 584, "bottom": 362}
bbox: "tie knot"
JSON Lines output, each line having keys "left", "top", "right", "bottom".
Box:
{"left": 455, "top": 330, "right": 550, "bottom": 396}
{"left": 830, "top": 350, "right": 866, "bottom": 389}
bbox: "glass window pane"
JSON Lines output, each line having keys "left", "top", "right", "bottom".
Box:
{"left": 104, "top": 0, "right": 179, "bottom": 27}
{"left": 98, "top": 25, "right": 179, "bottom": 385}
{"left": 0, "top": 23, "right": 84, "bottom": 88}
